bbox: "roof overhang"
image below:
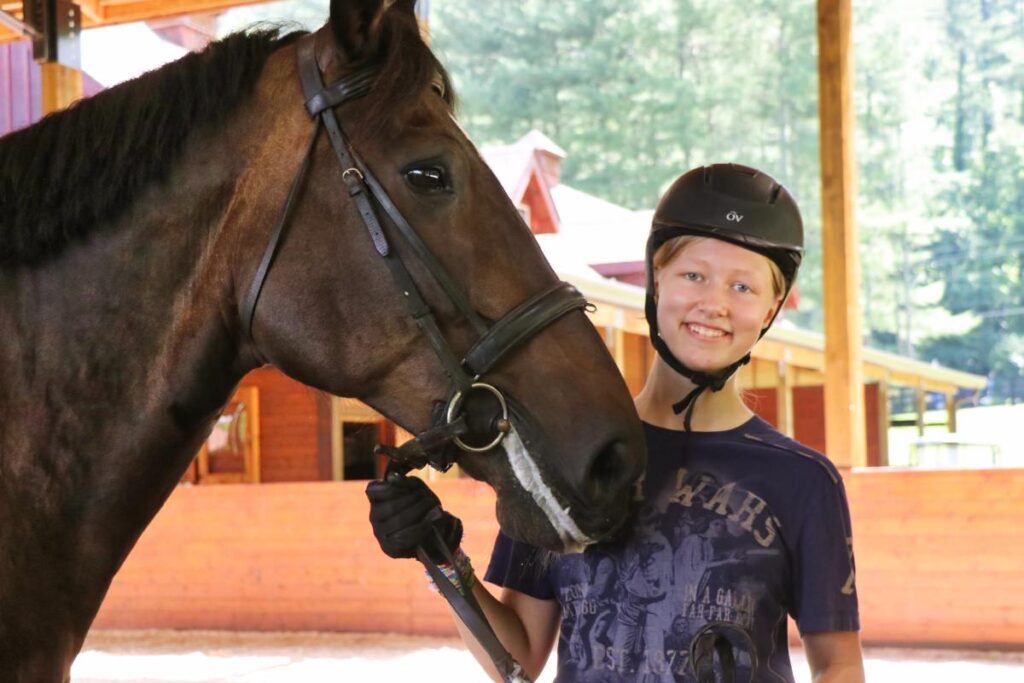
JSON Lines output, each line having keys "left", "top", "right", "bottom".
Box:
{"left": 0, "top": 1, "right": 273, "bottom": 43}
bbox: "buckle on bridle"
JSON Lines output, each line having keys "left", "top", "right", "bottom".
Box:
{"left": 446, "top": 382, "right": 511, "bottom": 453}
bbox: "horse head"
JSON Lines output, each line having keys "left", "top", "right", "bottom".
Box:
{"left": 236, "top": 0, "right": 646, "bottom": 550}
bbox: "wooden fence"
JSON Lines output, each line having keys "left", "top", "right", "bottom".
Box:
{"left": 94, "top": 469, "right": 1024, "bottom": 647}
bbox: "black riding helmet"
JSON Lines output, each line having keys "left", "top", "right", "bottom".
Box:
{"left": 645, "top": 163, "right": 803, "bottom": 430}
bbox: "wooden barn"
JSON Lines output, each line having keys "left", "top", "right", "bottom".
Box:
{"left": 3, "top": 0, "right": 1023, "bottom": 651}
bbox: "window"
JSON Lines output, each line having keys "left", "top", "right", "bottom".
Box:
{"left": 187, "top": 385, "right": 261, "bottom": 484}
{"left": 329, "top": 397, "right": 459, "bottom": 481}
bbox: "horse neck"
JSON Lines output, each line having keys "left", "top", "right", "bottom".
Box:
{"left": 26, "top": 123, "right": 250, "bottom": 468}
{"left": 0, "top": 105, "right": 258, "bottom": 644}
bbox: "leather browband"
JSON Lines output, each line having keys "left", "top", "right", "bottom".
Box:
{"left": 304, "top": 68, "right": 377, "bottom": 117}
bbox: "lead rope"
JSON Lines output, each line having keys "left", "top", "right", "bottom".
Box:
{"left": 386, "top": 465, "right": 532, "bottom": 683}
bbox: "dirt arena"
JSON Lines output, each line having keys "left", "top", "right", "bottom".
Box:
{"left": 70, "top": 630, "right": 1024, "bottom": 682}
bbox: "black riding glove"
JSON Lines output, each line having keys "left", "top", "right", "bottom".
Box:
{"left": 365, "top": 474, "right": 463, "bottom": 564}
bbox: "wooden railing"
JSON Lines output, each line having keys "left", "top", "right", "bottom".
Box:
{"left": 95, "top": 468, "right": 1024, "bottom": 646}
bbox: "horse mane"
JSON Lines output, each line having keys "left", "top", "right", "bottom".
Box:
{"left": 0, "top": 10, "right": 455, "bottom": 270}
{"left": 0, "top": 28, "right": 302, "bottom": 268}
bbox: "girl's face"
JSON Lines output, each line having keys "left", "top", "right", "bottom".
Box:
{"left": 654, "top": 238, "right": 781, "bottom": 374}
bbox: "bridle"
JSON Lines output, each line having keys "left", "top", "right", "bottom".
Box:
{"left": 240, "top": 31, "right": 589, "bottom": 682}
{"left": 241, "top": 31, "right": 589, "bottom": 473}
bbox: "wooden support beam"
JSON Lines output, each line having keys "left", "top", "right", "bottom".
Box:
{"left": 611, "top": 327, "right": 626, "bottom": 374}
{"left": 817, "top": 0, "right": 867, "bottom": 468}
{"left": 329, "top": 397, "right": 344, "bottom": 481}
{"left": 876, "top": 378, "right": 890, "bottom": 466}
{"left": 915, "top": 385, "right": 926, "bottom": 438}
{"left": 77, "top": 0, "right": 104, "bottom": 23}
{"left": 777, "top": 360, "right": 795, "bottom": 438}
{"left": 946, "top": 392, "right": 957, "bottom": 433}
{"left": 95, "top": 0, "right": 274, "bottom": 26}
{"left": 0, "top": 8, "right": 37, "bottom": 41}
{"left": 40, "top": 61, "right": 81, "bottom": 114}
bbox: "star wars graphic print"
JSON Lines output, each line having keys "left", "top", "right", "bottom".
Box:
{"left": 485, "top": 417, "right": 859, "bottom": 683}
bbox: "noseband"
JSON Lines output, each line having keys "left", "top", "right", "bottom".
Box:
{"left": 241, "top": 32, "right": 589, "bottom": 473}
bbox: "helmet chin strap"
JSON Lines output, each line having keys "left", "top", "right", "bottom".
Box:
{"left": 645, "top": 294, "right": 752, "bottom": 431}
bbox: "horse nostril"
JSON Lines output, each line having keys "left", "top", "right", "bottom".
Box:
{"left": 585, "top": 438, "right": 633, "bottom": 504}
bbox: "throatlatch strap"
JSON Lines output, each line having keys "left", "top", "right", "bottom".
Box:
{"left": 241, "top": 120, "right": 322, "bottom": 341}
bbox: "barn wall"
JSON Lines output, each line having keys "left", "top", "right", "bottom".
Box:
{"left": 793, "top": 385, "right": 827, "bottom": 453}
{"left": 743, "top": 387, "right": 778, "bottom": 426}
{"left": 0, "top": 41, "right": 41, "bottom": 136}
{"left": 94, "top": 469, "right": 1024, "bottom": 646}
{"left": 745, "top": 384, "right": 881, "bottom": 465}
{"left": 1, "top": 40, "right": 103, "bottom": 137}
{"left": 238, "top": 368, "right": 326, "bottom": 483}
{"left": 864, "top": 383, "right": 882, "bottom": 467}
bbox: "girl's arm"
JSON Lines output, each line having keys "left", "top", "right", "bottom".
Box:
{"left": 450, "top": 581, "right": 561, "bottom": 682}
{"left": 802, "top": 631, "right": 866, "bottom": 683}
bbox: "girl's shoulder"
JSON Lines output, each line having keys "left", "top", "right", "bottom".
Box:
{"left": 737, "top": 418, "right": 845, "bottom": 486}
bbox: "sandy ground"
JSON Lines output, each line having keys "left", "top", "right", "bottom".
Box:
{"left": 71, "top": 630, "right": 1024, "bottom": 683}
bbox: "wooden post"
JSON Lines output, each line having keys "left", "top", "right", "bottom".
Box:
{"left": 817, "top": 0, "right": 867, "bottom": 468}
{"left": 915, "top": 385, "right": 926, "bottom": 437}
{"left": 612, "top": 327, "right": 627, "bottom": 375}
{"left": 777, "top": 360, "right": 795, "bottom": 438}
{"left": 946, "top": 392, "right": 957, "bottom": 433}
{"left": 330, "top": 397, "right": 344, "bottom": 481}
{"left": 876, "top": 378, "right": 891, "bottom": 466}
{"left": 40, "top": 62, "right": 82, "bottom": 114}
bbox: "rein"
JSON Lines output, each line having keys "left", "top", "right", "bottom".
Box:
{"left": 239, "top": 30, "right": 597, "bottom": 683}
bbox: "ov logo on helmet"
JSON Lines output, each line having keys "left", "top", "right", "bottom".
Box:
{"left": 726, "top": 210, "right": 744, "bottom": 222}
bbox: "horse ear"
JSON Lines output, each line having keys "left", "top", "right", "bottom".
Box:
{"left": 329, "top": 0, "right": 392, "bottom": 61}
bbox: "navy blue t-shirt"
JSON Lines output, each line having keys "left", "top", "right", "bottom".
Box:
{"left": 484, "top": 417, "right": 859, "bottom": 682}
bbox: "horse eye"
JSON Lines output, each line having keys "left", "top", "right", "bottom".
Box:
{"left": 405, "top": 166, "right": 450, "bottom": 194}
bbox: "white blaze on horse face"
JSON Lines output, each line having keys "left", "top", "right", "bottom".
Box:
{"left": 504, "top": 426, "right": 592, "bottom": 553}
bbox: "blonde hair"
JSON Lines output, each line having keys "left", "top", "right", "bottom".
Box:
{"left": 652, "top": 235, "right": 785, "bottom": 298}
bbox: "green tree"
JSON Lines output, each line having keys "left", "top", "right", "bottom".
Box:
{"left": 431, "top": 0, "right": 824, "bottom": 325}
{"left": 918, "top": 0, "right": 1024, "bottom": 402}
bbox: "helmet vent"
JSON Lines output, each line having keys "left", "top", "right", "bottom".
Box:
{"left": 768, "top": 184, "right": 782, "bottom": 205}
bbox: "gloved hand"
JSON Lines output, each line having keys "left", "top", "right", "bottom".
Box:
{"left": 365, "top": 474, "right": 463, "bottom": 564}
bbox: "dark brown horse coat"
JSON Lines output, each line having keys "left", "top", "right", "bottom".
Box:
{"left": 0, "top": 2, "right": 645, "bottom": 679}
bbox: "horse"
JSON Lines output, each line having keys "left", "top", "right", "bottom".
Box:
{"left": 0, "top": 0, "right": 646, "bottom": 679}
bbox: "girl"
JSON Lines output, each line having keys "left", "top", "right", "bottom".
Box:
{"left": 368, "top": 164, "right": 865, "bottom": 682}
